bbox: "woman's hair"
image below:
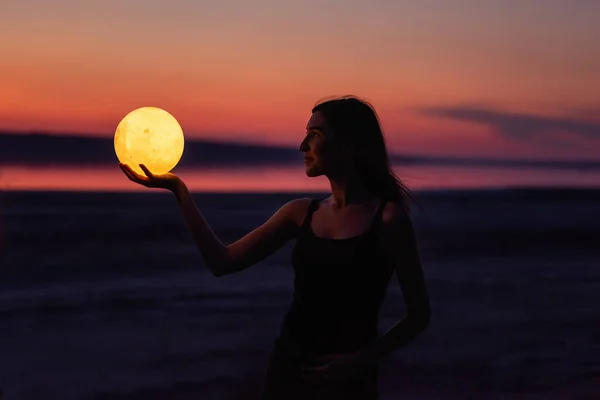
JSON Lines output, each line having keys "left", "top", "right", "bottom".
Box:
{"left": 312, "top": 95, "right": 416, "bottom": 213}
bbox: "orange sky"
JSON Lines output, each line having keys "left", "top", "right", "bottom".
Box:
{"left": 1, "top": 0, "right": 599, "bottom": 160}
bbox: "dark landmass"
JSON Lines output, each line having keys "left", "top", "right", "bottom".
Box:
{"left": 1, "top": 130, "right": 599, "bottom": 170}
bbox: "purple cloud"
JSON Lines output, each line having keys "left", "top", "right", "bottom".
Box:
{"left": 420, "top": 105, "right": 600, "bottom": 141}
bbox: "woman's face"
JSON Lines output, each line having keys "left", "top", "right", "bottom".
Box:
{"left": 299, "top": 111, "right": 350, "bottom": 177}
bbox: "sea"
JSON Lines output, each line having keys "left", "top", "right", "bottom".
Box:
{"left": 0, "top": 164, "right": 599, "bottom": 399}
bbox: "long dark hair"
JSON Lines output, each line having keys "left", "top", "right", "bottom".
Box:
{"left": 312, "top": 95, "right": 416, "bottom": 213}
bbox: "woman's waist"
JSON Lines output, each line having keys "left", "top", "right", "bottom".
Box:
{"left": 274, "top": 323, "right": 376, "bottom": 361}
{"left": 287, "top": 298, "right": 381, "bottom": 321}
{"left": 281, "top": 309, "right": 377, "bottom": 348}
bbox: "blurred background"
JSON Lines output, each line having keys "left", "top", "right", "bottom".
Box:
{"left": 0, "top": 0, "right": 599, "bottom": 398}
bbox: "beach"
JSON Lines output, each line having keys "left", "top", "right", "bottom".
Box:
{"left": 0, "top": 189, "right": 598, "bottom": 399}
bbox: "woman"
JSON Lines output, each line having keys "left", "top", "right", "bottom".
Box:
{"left": 120, "top": 96, "right": 431, "bottom": 399}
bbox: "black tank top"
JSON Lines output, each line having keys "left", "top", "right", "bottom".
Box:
{"left": 278, "top": 197, "right": 394, "bottom": 359}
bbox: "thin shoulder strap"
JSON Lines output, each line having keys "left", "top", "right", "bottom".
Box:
{"left": 300, "top": 198, "right": 320, "bottom": 227}
{"left": 372, "top": 197, "right": 388, "bottom": 228}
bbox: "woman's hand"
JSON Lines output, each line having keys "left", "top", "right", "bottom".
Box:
{"left": 300, "top": 351, "right": 372, "bottom": 387}
{"left": 119, "top": 163, "right": 182, "bottom": 192}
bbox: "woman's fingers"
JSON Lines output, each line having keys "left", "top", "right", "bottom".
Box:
{"left": 119, "top": 164, "right": 135, "bottom": 180}
{"left": 139, "top": 164, "right": 154, "bottom": 178}
{"left": 121, "top": 164, "right": 144, "bottom": 180}
{"left": 120, "top": 164, "right": 151, "bottom": 186}
{"left": 123, "top": 170, "right": 144, "bottom": 185}
{"left": 119, "top": 164, "right": 138, "bottom": 180}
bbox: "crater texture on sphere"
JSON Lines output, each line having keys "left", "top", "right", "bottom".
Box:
{"left": 114, "top": 107, "right": 184, "bottom": 175}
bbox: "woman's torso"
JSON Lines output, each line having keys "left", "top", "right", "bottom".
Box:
{"left": 277, "top": 197, "right": 395, "bottom": 360}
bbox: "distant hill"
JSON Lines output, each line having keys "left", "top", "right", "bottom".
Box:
{"left": 0, "top": 131, "right": 302, "bottom": 167}
{"left": 0, "top": 131, "right": 598, "bottom": 170}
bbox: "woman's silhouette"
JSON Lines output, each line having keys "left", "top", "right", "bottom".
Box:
{"left": 120, "top": 96, "right": 431, "bottom": 399}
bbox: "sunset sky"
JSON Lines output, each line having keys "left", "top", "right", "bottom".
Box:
{"left": 1, "top": 0, "right": 599, "bottom": 161}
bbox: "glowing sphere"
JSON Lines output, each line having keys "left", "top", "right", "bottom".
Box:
{"left": 114, "top": 107, "right": 185, "bottom": 175}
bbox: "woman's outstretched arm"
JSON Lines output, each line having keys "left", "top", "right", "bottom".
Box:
{"left": 172, "top": 180, "right": 309, "bottom": 276}
{"left": 120, "top": 163, "right": 310, "bottom": 277}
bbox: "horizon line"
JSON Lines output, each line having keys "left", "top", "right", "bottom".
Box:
{"left": 1, "top": 129, "right": 600, "bottom": 170}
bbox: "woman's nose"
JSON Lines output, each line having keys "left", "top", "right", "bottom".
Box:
{"left": 299, "top": 137, "right": 309, "bottom": 152}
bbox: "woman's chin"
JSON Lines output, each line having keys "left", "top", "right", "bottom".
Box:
{"left": 304, "top": 168, "right": 321, "bottom": 178}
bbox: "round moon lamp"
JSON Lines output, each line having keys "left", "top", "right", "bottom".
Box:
{"left": 114, "top": 107, "right": 185, "bottom": 175}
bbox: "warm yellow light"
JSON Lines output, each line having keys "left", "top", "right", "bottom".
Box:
{"left": 114, "top": 107, "right": 185, "bottom": 175}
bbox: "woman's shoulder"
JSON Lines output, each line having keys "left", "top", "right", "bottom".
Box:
{"left": 380, "top": 199, "right": 410, "bottom": 225}
{"left": 279, "top": 197, "right": 316, "bottom": 226}
{"left": 283, "top": 197, "right": 315, "bottom": 211}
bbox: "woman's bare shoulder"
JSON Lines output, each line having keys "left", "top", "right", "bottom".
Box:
{"left": 381, "top": 199, "right": 410, "bottom": 224}
{"left": 280, "top": 197, "right": 315, "bottom": 226}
